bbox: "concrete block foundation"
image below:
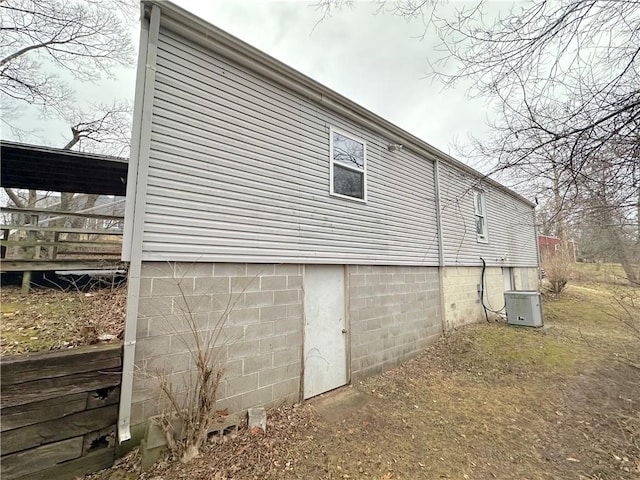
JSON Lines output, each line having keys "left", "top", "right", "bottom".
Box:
{"left": 129, "top": 261, "right": 535, "bottom": 439}
{"left": 442, "top": 266, "right": 539, "bottom": 329}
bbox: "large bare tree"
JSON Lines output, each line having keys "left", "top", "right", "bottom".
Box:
{"left": 430, "top": 0, "right": 639, "bottom": 282}
{"left": 1, "top": 0, "right": 135, "bottom": 210}
{"left": 319, "top": 0, "right": 640, "bottom": 282}
{"left": 0, "top": 0, "right": 134, "bottom": 119}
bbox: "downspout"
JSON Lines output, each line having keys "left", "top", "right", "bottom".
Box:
{"left": 118, "top": 4, "right": 161, "bottom": 444}
{"left": 433, "top": 159, "right": 448, "bottom": 333}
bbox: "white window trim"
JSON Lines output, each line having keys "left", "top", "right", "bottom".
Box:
{"left": 329, "top": 126, "right": 368, "bottom": 203}
{"left": 474, "top": 190, "right": 489, "bottom": 243}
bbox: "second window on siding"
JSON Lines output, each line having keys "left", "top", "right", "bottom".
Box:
{"left": 474, "top": 190, "right": 488, "bottom": 243}
{"left": 330, "top": 128, "right": 367, "bottom": 201}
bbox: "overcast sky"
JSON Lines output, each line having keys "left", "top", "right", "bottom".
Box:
{"left": 6, "top": 0, "right": 502, "bottom": 168}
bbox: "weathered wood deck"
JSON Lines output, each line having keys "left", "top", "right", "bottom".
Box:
{"left": 0, "top": 259, "right": 125, "bottom": 272}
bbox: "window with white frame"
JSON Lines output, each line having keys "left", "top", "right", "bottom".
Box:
{"left": 473, "top": 190, "right": 488, "bottom": 243}
{"left": 330, "top": 128, "right": 366, "bottom": 201}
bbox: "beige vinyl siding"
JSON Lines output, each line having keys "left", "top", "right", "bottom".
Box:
{"left": 140, "top": 28, "right": 440, "bottom": 265}
{"left": 439, "top": 165, "right": 538, "bottom": 267}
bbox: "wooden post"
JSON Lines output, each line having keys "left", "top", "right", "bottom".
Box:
{"left": 21, "top": 214, "right": 39, "bottom": 294}
{"left": 21, "top": 271, "right": 32, "bottom": 294}
{"left": 33, "top": 214, "right": 41, "bottom": 260}
{"left": 1, "top": 228, "right": 8, "bottom": 259}
{"left": 51, "top": 231, "right": 61, "bottom": 260}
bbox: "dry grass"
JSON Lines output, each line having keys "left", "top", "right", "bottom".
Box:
{"left": 3, "top": 270, "right": 638, "bottom": 479}
{"left": 0, "top": 285, "right": 126, "bottom": 355}
{"left": 86, "top": 281, "right": 640, "bottom": 480}
{"left": 572, "top": 262, "right": 631, "bottom": 285}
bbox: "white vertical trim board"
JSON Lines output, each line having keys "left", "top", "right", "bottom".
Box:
{"left": 122, "top": 6, "right": 151, "bottom": 262}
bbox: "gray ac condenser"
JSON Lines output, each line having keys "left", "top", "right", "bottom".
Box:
{"left": 504, "top": 290, "right": 543, "bottom": 327}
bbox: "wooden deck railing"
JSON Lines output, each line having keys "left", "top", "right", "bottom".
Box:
{"left": 0, "top": 207, "right": 126, "bottom": 292}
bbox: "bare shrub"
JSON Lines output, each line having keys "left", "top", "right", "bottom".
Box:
{"left": 37, "top": 273, "right": 126, "bottom": 345}
{"left": 609, "top": 287, "right": 640, "bottom": 370}
{"left": 542, "top": 252, "right": 575, "bottom": 294}
{"left": 153, "top": 263, "right": 254, "bottom": 463}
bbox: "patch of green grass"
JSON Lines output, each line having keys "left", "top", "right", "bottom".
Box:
{"left": 444, "top": 284, "right": 634, "bottom": 378}
{"left": 543, "top": 284, "right": 640, "bottom": 372}
{"left": 546, "top": 284, "right": 638, "bottom": 335}
{"left": 545, "top": 288, "right": 608, "bottom": 327}
{"left": 474, "top": 324, "right": 580, "bottom": 371}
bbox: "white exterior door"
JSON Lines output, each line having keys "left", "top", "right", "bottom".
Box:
{"left": 303, "top": 265, "right": 347, "bottom": 399}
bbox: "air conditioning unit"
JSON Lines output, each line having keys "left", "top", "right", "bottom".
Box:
{"left": 504, "top": 291, "right": 543, "bottom": 327}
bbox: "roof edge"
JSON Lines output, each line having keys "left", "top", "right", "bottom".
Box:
{"left": 0, "top": 140, "right": 128, "bottom": 164}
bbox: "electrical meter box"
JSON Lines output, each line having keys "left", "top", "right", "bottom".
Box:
{"left": 504, "top": 290, "right": 543, "bottom": 327}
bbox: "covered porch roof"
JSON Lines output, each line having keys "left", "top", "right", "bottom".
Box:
{"left": 0, "top": 141, "right": 128, "bottom": 196}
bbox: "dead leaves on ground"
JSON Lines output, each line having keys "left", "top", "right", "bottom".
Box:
{"left": 1, "top": 285, "right": 126, "bottom": 355}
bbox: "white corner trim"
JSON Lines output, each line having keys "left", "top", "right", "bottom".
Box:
{"left": 122, "top": 6, "right": 151, "bottom": 262}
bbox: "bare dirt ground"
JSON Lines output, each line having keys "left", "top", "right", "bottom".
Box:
{"left": 85, "top": 280, "right": 639, "bottom": 480}
{"left": 0, "top": 284, "right": 126, "bottom": 355}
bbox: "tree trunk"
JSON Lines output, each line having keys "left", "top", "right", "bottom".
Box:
{"left": 551, "top": 164, "right": 571, "bottom": 261}
{"left": 636, "top": 158, "right": 639, "bottom": 246}
{"left": 614, "top": 233, "right": 639, "bottom": 285}
{"left": 70, "top": 194, "right": 99, "bottom": 229}
{"left": 4, "top": 188, "right": 25, "bottom": 209}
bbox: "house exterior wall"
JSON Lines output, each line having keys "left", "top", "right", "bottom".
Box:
{"left": 136, "top": 27, "right": 439, "bottom": 266}
{"left": 130, "top": 261, "right": 442, "bottom": 440}
{"left": 122, "top": 2, "right": 541, "bottom": 444}
{"left": 438, "top": 164, "right": 538, "bottom": 267}
{"left": 516, "top": 267, "right": 540, "bottom": 291}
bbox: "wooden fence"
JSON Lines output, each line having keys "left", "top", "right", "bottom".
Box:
{"left": 0, "top": 207, "right": 125, "bottom": 292}
{"left": 0, "top": 344, "right": 123, "bottom": 480}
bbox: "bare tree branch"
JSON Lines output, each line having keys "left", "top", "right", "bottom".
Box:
{"left": 0, "top": 0, "right": 135, "bottom": 118}
{"left": 318, "top": 0, "right": 640, "bottom": 282}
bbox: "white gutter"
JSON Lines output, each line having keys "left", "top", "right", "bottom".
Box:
{"left": 142, "top": 0, "right": 535, "bottom": 209}
{"left": 118, "top": 3, "right": 161, "bottom": 444}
